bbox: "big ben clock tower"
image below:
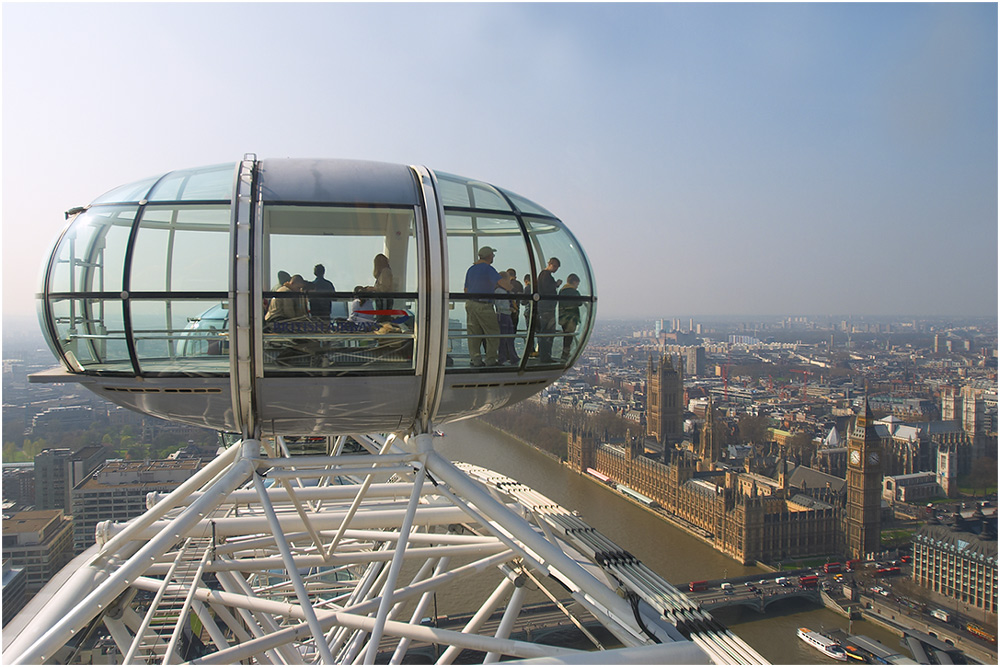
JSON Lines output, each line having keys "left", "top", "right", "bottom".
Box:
{"left": 846, "top": 399, "right": 883, "bottom": 559}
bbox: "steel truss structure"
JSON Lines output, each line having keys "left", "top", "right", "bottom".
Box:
{"left": 3, "top": 432, "right": 766, "bottom": 665}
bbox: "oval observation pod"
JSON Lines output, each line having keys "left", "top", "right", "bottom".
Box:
{"left": 35, "top": 158, "right": 596, "bottom": 436}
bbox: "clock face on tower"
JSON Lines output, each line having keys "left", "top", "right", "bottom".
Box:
{"left": 850, "top": 449, "right": 861, "bottom": 465}
{"left": 868, "top": 452, "right": 879, "bottom": 465}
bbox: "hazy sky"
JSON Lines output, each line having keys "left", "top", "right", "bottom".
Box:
{"left": 3, "top": 3, "right": 997, "bottom": 322}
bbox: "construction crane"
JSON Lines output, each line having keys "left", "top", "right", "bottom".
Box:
{"left": 789, "top": 369, "right": 813, "bottom": 398}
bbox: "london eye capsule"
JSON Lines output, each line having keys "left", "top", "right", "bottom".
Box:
{"left": 34, "top": 157, "right": 596, "bottom": 436}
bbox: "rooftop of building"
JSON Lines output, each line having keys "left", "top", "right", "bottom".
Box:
{"left": 684, "top": 478, "right": 720, "bottom": 495}
{"left": 99, "top": 459, "right": 201, "bottom": 473}
{"left": 76, "top": 458, "right": 203, "bottom": 491}
{"left": 885, "top": 471, "right": 937, "bottom": 483}
{"left": 740, "top": 472, "right": 781, "bottom": 490}
{"left": 1, "top": 510, "right": 65, "bottom": 534}
{"left": 787, "top": 466, "right": 846, "bottom": 494}
{"left": 916, "top": 519, "right": 997, "bottom": 560}
{"left": 2, "top": 560, "right": 25, "bottom": 585}
{"left": 787, "top": 493, "right": 835, "bottom": 511}
{"left": 72, "top": 444, "right": 107, "bottom": 459}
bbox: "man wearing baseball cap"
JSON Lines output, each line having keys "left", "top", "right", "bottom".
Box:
{"left": 464, "top": 246, "right": 509, "bottom": 366}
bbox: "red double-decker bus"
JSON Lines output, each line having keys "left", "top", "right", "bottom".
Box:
{"left": 823, "top": 562, "right": 841, "bottom": 573}
{"left": 689, "top": 580, "right": 708, "bottom": 592}
{"left": 845, "top": 559, "right": 862, "bottom": 572}
{"left": 875, "top": 566, "right": 901, "bottom": 576}
{"left": 966, "top": 623, "right": 997, "bottom": 643}
{"left": 799, "top": 575, "right": 819, "bottom": 588}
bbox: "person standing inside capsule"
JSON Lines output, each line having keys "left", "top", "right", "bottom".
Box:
{"left": 308, "top": 264, "right": 335, "bottom": 320}
{"left": 465, "top": 246, "right": 506, "bottom": 367}
{"left": 506, "top": 269, "right": 524, "bottom": 332}
{"left": 535, "top": 257, "right": 561, "bottom": 363}
{"left": 371, "top": 253, "right": 394, "bottom": 321}
{"left": 558, "top": 273, "right": 581, "bottom": 362}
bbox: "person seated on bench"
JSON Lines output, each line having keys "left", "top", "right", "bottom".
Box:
{"left": 349, "top": 286, "right": 377, "bottom": 325}
{"left": 265, "top": 274, "right": 308, "bottom": 323}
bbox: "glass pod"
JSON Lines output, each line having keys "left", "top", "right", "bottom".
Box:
{"left": 35, "top": 158, "right": 596, "bottom": 436}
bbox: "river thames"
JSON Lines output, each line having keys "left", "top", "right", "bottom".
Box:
{"left": 434, "top": 419, "right": 908, "bottom": 664}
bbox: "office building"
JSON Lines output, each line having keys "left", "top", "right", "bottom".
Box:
{"left": 33, "top": 446, "right": 108, "bottom": 514}
{"left": 33, "top": 448, "right": 73, "bottom": 511}
{"left": 2, "top": 559, "right": 28, "bottom": 626}
{"left": 2, "top": 465, "right": 35, "bottom": 507}
{"left": 1, "top": 510, "right": 74, "bottom": 598}
{"left": 71, "top": 459, "right": 204, "bottom": 553}
{"left": 912, "top": 511, "right": 997, "bottom": 615}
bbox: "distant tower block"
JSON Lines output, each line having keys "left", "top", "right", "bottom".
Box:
{"left": 32, "top": 158, "right": 596, "bottom": 438}
{"left": 647, "top": 353, "right": 683, "bottom": 448}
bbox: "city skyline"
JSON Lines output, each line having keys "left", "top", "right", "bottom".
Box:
{"left": 3, "top": 3, "right": 996, "bottom": 323}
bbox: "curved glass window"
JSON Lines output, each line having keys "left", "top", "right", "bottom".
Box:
{"left": 45, "top": 207, "right": 136, "bottom": 373}
{"left": 437, "top": 171, "right": 594, "bottom": 372}
{"left": 523, "top": 217, "right": 594, "bottom": 369}
{"left": 131, "top": 299, "right": 230, "bottom": 374}
{"left": 445, "top": 211, "right": 531, "bottom": 369}
{"left": 497, "top": 187, "right": 555, "bottom": 217}
{"left": 436, "top": 172, "right": 514, "bottom": 212}
{"left": 129, "top": 205, "right": 231, "bottom": 292}
{"left": 261, "top": 204, "right": 419, "bottom": 375}
{"left": 48, "top": 297, "right": 130, "bottom": 373}
{"left": 147, "top": 163, "right": 235, "bottom": 202}
{"left": 48, "top": 206, "right": 136, "bottom": 295}
{"left": 43, "top": 173, "right": 234, "bottom": 376}
{"left": 127, "top": 204, "right": 231, "bottom": 374}
{"left": 90, "top": 177, "right": 159, "bottom": 205}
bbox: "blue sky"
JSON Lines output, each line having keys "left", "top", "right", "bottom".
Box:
{"left": 3, "top": 3, "right": 996, "bottom": 321}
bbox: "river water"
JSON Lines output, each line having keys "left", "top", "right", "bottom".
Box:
{"left": 433, "top": 419, "right": 909, "bottom": 664}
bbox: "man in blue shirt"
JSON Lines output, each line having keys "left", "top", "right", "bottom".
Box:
{"left": 464, "top": 246, "right": 508, "bottom": 366}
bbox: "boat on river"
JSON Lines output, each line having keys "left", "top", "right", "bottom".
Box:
{"left": 798, "top": 627, "right": 848, "bottom": 661}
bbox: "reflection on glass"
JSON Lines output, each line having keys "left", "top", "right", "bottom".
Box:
{"left": 131, "top": 300, "right": 230, "bottom": 374}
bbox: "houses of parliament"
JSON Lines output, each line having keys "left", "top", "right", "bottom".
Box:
{"left": 567, "top": 353, "right": 883, "bottom": 565}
